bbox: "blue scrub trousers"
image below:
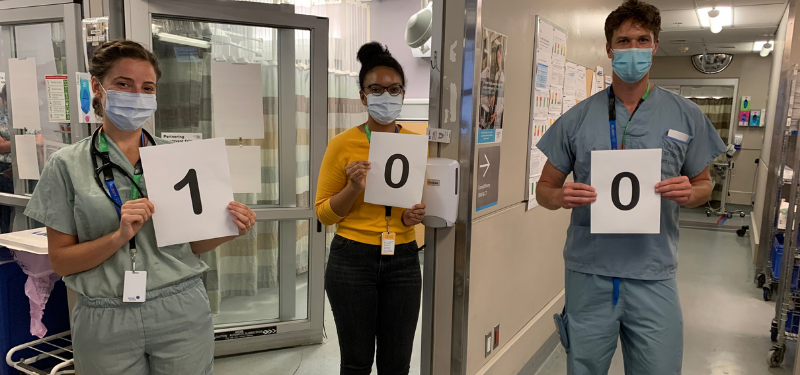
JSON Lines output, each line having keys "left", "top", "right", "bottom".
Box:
{"left": 565, "top": 270, "right": 683, "bottom": 375}
{"left": 71, "top": 276, "right": 214, "bottom": 375}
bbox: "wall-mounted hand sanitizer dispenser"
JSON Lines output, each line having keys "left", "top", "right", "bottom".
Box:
{"left": 422, "top": 158, "right": 459, "bottom": 228}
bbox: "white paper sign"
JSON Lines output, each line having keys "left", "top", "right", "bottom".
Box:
{"left": 15, "top": 135, "right": 40, "bottom": 180}
{"left": 9, "top": 58, "right": 42, "bottom": 130}
{"left": 226, "top": 146, "right": 262, "bottom": 193}
{"left": 211, "top": 62, "right": 265, "bottom": 140}
{"left": 140, "top": 138, "right": 239, "bottom": 247}
{"left": 591, "top": 149, "right": 661, "bottom": 234}
{"left": 364, "top": 132, "right": 428, "bottom": 209}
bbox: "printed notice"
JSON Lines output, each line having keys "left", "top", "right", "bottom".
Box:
{"left": 45, "top": 76, "right": 70, "bottom": 123}
{"left": 161, "top": 132, "right": 203, "bottom": 143}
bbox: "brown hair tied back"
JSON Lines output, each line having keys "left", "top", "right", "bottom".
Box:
{"left": 89, "top": 40, "right": 162, "bottom": 118}
{"left": 604, "top": 0, "right": 661, "bottom": 45}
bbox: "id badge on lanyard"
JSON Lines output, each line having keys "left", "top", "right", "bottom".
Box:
{"left": 98, "top": 131, "right": 148, "bottom": 302}
{"left": 382, "top": 206, "right": 396, "bottom": 256}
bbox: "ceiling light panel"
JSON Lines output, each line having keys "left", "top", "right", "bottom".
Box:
{"left": 753, "top": 40, "right": 774, "bottom": 51}
{"left": 697, "top": 7, "right": 733, "bottom": 27}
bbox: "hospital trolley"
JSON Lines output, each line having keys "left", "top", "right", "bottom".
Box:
{"left": 763, "top": 65, "right": 800, "bottom": 367}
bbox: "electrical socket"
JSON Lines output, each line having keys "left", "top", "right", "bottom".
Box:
{"left": 485, "top": 331, "right": 493, "bottom": 357}
{"left": 494, "top": 324, "right": 500, "bottom": 349}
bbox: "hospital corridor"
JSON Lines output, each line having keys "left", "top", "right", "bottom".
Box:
{"left": 3, "top": 0, "right": 800, "bottom": 374}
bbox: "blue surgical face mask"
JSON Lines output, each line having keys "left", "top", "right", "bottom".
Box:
{"left": 100, "top": 85, "right": 157, "bottom": 132}
{"left": 612, "top": 48, "right": 653, "bottom": 84}
{"left": 366, "top": 92, "right": 403, "bottom": 125}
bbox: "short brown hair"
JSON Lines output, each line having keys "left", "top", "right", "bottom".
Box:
{"left": 605, "top": 0, "right": 661, "bottom": 45}
{"left": 89, "top": 40, "right": 161, "bottom": 118}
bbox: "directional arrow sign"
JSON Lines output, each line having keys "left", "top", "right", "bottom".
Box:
{"left": 480, "top": 154, "right": 491, "bottom": 177}
{"left": 476, "top": 146, "right": 500, "bottom": 211}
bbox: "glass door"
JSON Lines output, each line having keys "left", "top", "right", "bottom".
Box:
{"left": 0, "top": 2, "right": 84, "bottom": 234}
{"left": 125, "top": 0, "right": 328, "bottom": 356}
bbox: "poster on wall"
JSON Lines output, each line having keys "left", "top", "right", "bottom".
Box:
{"left": 477, "top": 28, "right": 508, "bottom": 144}
{"left": 82, "top": 17, "right": 109, "bottom": 70}
{"left": 76, "top": 73, "right": 100, "bottom": 123}
{"left": 45, "top": 76, "right": 70, "bottom": 123}
{"left": 528, "top": 17, "right": 569, "bottom": 208}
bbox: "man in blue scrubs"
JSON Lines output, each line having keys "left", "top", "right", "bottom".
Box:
{"left": 536, "top": 0, "right": 726, "bottom": 374}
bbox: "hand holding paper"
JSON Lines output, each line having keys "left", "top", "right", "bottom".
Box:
{"left": 345, "top": 161, "right": 371, "bottom": 191}
{"left": 402, "top": 203, "right": 427, "bottom": 226}
{"left": 655, "top": 176, "right": 693, "bottom": 206}
{"left": 559, "top": 182, "right": 597, "bottom": 209}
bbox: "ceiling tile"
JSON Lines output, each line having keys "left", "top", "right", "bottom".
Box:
{"left": 661, "top": 9, "right": 701, "bottom": 31}
{"left": 646, "top": 0, "right": 697, "bottom": 11}
{"left": 731, "top": 0, "right": 786, "bottom": 6}
{"left": 734, "top": 4, "right": 787, "bottom": 26}
{"left": 659, "top": 26, "right": 776, "bottom": 44}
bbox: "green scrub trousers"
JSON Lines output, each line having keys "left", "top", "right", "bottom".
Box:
{"left": 565, "top": 270, "right": 683, "bottom": 375}
{"left": 71, "top": 276, "right": 214, "bottom": 375}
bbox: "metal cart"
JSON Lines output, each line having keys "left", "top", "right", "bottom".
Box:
{"left": 758, "top": 65, "right": 800, "bottom": 302}
{"left": 764, "top": 65, "right": 800, "bottom": 367}
{"left": 5, "top": 331, "right": 74, "bottom": 375}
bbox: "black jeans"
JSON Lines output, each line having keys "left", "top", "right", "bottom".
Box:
{"left": 325, "top": 234, "right": 422, "bottom": 375}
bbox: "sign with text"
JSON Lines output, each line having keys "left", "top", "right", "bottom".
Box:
{"left": 364, "top": 132, "right": 428, "bottom": 209}
{"left": 140, "top": 138, "right": 239, "bottom": 247}
{"left": 591, "top": 149, "right": 661, "bottom": 234}
{"left": 476, "top": 146, "right": 500, "bottom": 211}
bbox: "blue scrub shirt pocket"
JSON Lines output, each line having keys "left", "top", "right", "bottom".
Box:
{"left": 661, "top": 135, "right": 691, "bottom": 180}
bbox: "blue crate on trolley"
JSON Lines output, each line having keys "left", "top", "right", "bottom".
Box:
{"left": 773, "top": 234, "right": 800, "bottom": 290}
{"left": 787, "top": 309, "right": 800, "bottom": 334}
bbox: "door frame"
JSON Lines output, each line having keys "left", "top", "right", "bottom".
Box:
{"left": 649, "top": 78, "right": 740, "bottom": 144}
{"left": 124, "top": 0, "right": 329, "bottom": 356}
{"left": 0, "top": 2, "right": 85, "bottom": 230}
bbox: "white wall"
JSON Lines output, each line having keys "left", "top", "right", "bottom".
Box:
{"left": 369, "top": 0, "right": 431, "bottom": 100}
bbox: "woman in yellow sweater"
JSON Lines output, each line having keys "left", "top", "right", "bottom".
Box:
{"left": 315, "top": 42, "right": 426, "bottom": 375}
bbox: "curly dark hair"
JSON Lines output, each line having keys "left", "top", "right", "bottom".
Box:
{"left": 356, "top": 42, "right": 406, "bottom": 89}
{"left": 89, "top": 40, "right": 161, "bottom": 118}
{"left": 604, "top": 0, "right": 661, "bottom": 44}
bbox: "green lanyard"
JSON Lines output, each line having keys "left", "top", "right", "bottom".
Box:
{"left": 98, "top": 130, "right": 144, "bottom": 201}
{"left": 364, "top": 123, "right": 399, "bottom": 143}
{"left": 608, "top": 83, "right": 652, "bottom": 150}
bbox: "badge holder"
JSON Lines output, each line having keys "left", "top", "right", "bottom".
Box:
{"left": 553, "top": 307, "right": 570, "bottom": 351}
{"left": 123, "top": 247, "right": 147, "bottom": 303}
{"left": 381, "top": 206, "right": 395, "bottom": 256}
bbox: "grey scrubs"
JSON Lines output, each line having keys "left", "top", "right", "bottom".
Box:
{"left": 24, "top": 135, "right": 213, "bottom": 375}
{"left": 537, "top": 86, "right": 725, "bottom": 374}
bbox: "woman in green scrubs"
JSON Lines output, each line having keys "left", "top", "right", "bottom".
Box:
{"left": 24, "top": 40, "right": 257, "bottom": 375}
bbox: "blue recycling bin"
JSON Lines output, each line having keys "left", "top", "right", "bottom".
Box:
{"left": 0, "top": 260, "right": 69, "bottom": 375}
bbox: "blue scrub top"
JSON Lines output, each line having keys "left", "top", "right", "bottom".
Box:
{"left": 537, "top": 86, "right": 726, "bottom": 280}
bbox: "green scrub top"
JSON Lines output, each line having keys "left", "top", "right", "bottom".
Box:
{"left": 24, "top": 134, "right": 209, "bottom": 298}
{"left": 537, "top": 86, "right": 726, "bottom": 280}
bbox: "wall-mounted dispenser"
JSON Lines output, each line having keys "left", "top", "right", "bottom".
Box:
{"left": 422, "top": 158, "right": 459, "bottom": 228}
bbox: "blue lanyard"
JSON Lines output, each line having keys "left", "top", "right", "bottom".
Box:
{"left": 99, "top": 132, "right": 147, "bottom": 219}
{"left": 608, "top": 84, "right": 651, "bottom": 150}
